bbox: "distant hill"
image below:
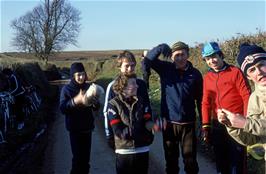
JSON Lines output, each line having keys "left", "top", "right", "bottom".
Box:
{"left": 0, "top": 49, "right": 145, "bottom": 62}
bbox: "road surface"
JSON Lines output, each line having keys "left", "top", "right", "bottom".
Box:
{"left": 41, "top": 104, "right": 216, "bottom": 174}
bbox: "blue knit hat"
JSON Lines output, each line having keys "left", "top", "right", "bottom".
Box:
{"left": 237, "top": 43, "right": 266, "bottom": 75}
{"left": 202, "top": 42, "right": 221, "bottom": 58}
{"left": 70, "top": 62, "right": 85, "bottom": 77}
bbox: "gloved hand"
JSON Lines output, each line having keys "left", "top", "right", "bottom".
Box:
{"left": 201, "top": 124, "right": 211, "bottom": 144}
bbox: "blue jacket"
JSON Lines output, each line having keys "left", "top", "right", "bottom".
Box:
{"left": 60, "top": 82, "right": 95, "bottom": 132}
{"left": 145, "top": 44, "right": 203, "bottom": 123}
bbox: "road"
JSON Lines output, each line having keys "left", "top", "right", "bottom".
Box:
{"left": 41, "top": 103, "right": 216, "bottom": 174}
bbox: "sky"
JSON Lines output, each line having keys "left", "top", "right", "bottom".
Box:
{"left": 0, "top": 0, "right": 265, "bottom": 52}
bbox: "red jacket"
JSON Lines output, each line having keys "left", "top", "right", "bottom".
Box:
{"left": 202, "top": 64, "right": 251, "bottom": 125}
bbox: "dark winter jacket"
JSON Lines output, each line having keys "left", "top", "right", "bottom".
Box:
{"left": 107, "top": 94, "right": 154, "bottom": 150}
{"left": 103, "top": 78, "right": 151, "bottom": 138}
{"left": 60, "top": 81, "right": 96, "bottom": 132}
{"left": 145, "top": 44, "right": 203, "bottom": 123}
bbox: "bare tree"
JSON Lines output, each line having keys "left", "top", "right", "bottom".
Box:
{"left": 11, "top": 0, "right": 81, "bottom": 62}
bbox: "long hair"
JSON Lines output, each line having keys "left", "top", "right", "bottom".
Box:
{"left": 112, "top": 73, "right": 137, "bottom": 94}
{"left": 116, "top": 50, "right": 136, "bottom": 68}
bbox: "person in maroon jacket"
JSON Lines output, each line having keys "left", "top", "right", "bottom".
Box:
{"left": 201, "top": 42, "right": 251, "bottom": 174}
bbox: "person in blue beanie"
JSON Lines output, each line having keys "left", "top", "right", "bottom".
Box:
{"left": 201, "top": 42, "right": 251, "bottom": 174}
{"left": 218, "top": 43, "right": 266, "bottom": 165}
{"left": 60, "top": 62, "right": 100, "bottom": 174}
{"left": 144, "top": 42, "right": 203, "bottom": 174}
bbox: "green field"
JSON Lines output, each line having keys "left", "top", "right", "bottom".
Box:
{"left": 0, "top": 31, "right": 266, "bottom": 173}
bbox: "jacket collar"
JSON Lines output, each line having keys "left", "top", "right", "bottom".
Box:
{"left": 118, "top": 94, "right": 138, "bottom": 106}
{"left": 174, "top": 61, "right": 193, "bottom": 71}
{"left": 208, "top": 62, "right": 229, "bottom": 73}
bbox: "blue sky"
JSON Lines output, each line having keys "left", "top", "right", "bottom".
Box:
{"left": 0, "top": 0, "right": 265, "bottom": 52}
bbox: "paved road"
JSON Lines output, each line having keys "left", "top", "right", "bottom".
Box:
{"left": 42, "top": 107, "right": 216, "bottom": 174}
{"left": 47, "top": 80, "right": 215, "bottom": 173}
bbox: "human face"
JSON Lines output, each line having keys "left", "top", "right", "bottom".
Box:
{"left": 123, "top": 78, "right": 138, "bottom": 98}
{"left": 171, "top": 49, "right": 188, "bottom": 70}
{"left": 204, "top": 54, "right": 224, "bottom": 72}
{"left": 246, "top": 60, "right": 266, "bottom": 86}
{"left": 74, "top": 72, "right": 86, "bottom": 84}
{"left": 120, "top": 60, "right": 136, "bottom": 76}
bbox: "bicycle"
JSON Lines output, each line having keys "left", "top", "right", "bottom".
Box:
{"left": 23, "top": 85, "right": 42, "bottom": 117}
{"left": 0, "top": 92, "right": 14, "bottom": 143}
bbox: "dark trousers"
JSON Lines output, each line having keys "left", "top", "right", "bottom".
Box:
{"left": 69, "top": 131, "right": 92, "bottom": 174}
{"left": 116, "top": 151, "right": 149, "bottom": 174}
{"left": 163, "top": 123, "right": 199, "bottom": 174}
{"left": 212, "top": 121, "right": 246, "bottom": 174}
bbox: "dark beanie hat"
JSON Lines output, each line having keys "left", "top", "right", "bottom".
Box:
{"left": 237, "top": 43, "right": 266, "bottom": 75}
{"left": 70, "top": 62, "right": 85, "bottom": 76}
{"left": 171, "top": 41, "right": 189, "bottom": 53}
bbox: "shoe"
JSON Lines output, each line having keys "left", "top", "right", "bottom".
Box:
{"left": 17, "top": 122, "right": 25, "bottom": 130}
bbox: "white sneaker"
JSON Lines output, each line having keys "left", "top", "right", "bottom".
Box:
{"left": 17, "top": 122, "right": 25, "bottom": 130}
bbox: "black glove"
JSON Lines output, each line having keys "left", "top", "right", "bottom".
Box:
{"left": 201, "top": 124, "right": 211, "bottom": 144}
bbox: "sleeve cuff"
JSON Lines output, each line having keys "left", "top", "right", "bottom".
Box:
{"left": 71, "top": 98, "right": 76, "bottom": 106}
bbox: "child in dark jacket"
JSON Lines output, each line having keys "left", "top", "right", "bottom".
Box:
{"left": 60, "top": 62, "right": 99, "bottom": 174}
{"left": 107, "top": 73, "right": 159, "bottom": 174}
{"left": 103, "top": 50, "right": 151, "bottom": 150}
